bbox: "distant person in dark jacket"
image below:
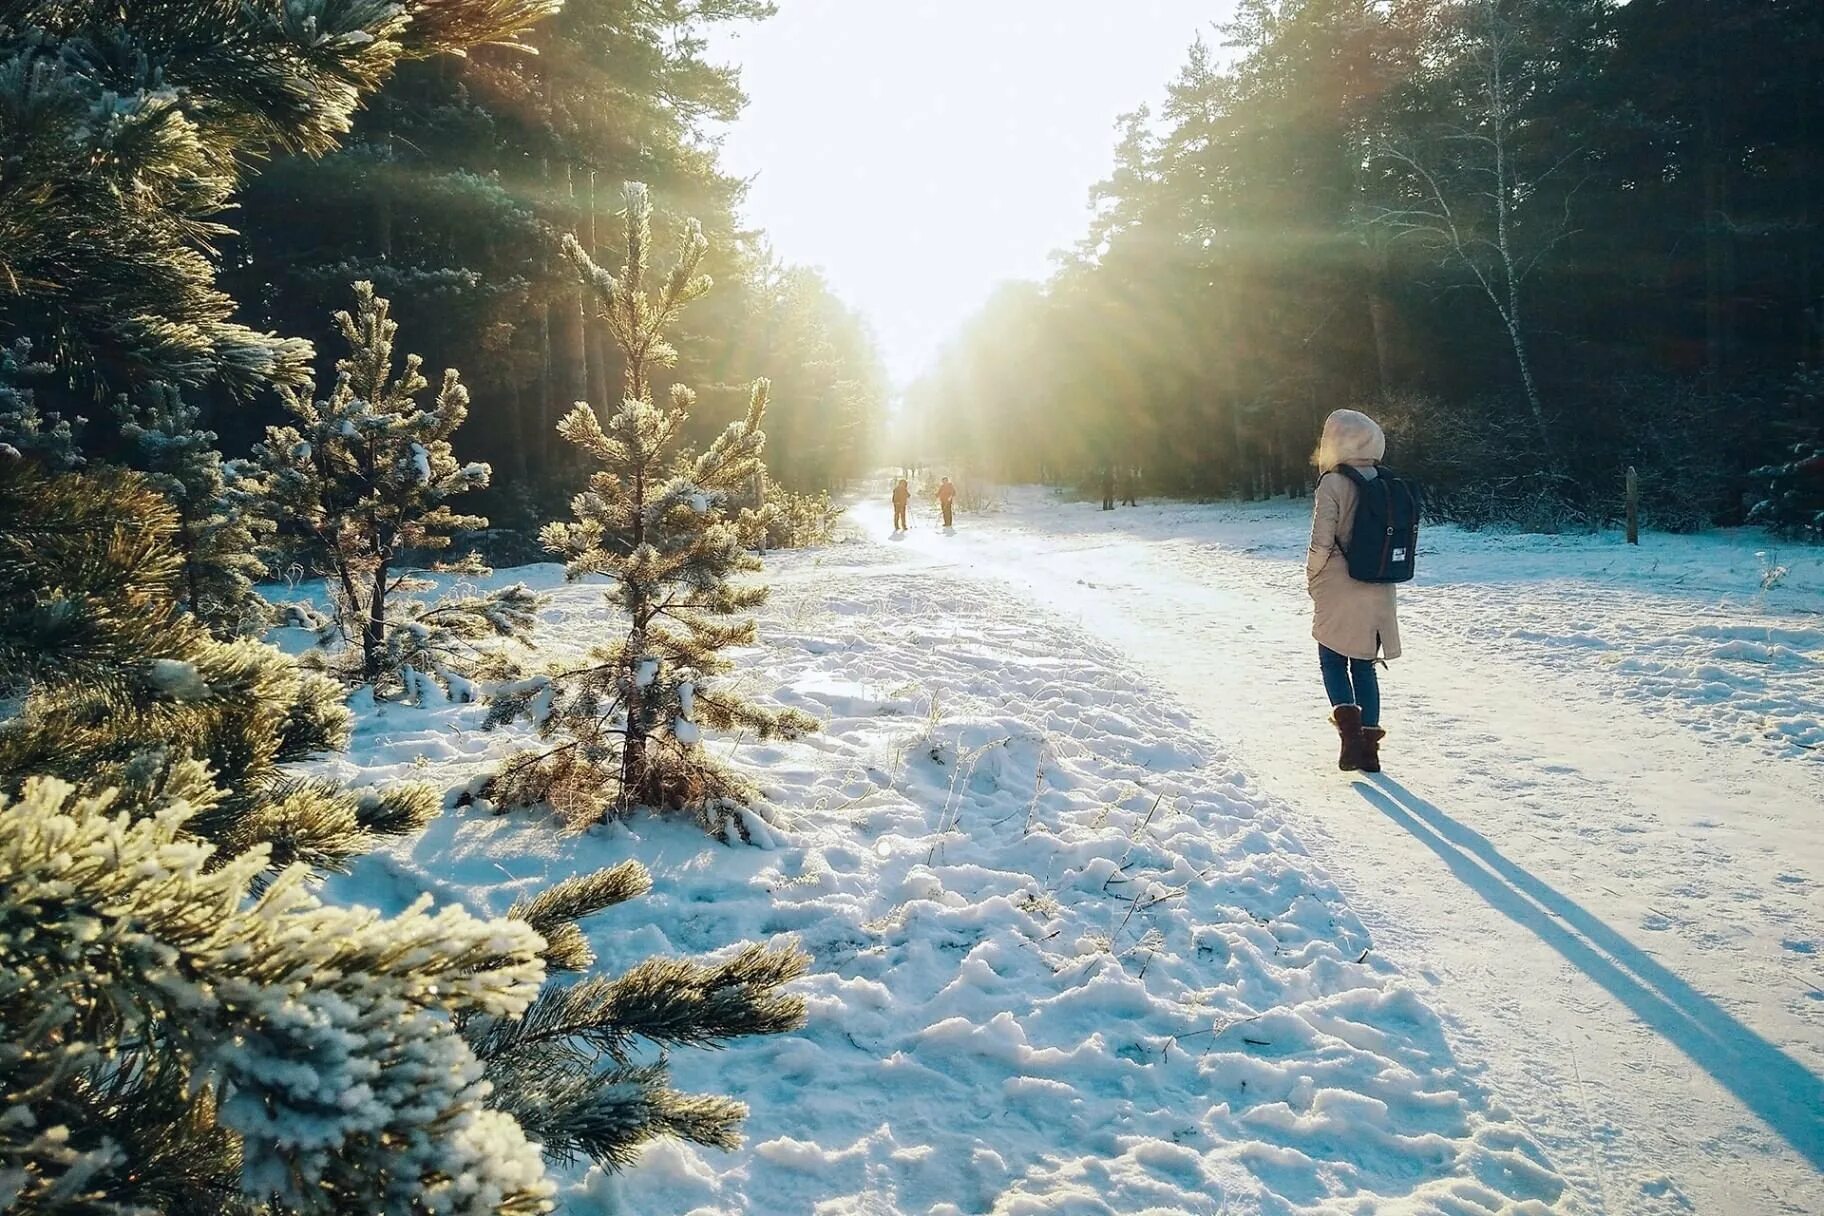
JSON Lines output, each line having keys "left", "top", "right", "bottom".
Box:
{"left": 1121, "top": 466, "right": 1139, "bottom": 507}
{"left": 892, "top": 478, "right": 911, "bottom": 531}
{"left": 1101, "top": 467, "right": 1115, "bottom": 511}
{"left": 937, "top": 477, "right": 957, "bottom": 528}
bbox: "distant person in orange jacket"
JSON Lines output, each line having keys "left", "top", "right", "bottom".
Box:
{"left": 892, "top": 478, "right": 910, "bottom": 531}
{"left": 937, "top": 477, "right": 957, "bottom": 528}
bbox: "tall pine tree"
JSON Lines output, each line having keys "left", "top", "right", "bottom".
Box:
{"left": 488, "top": 183, "right": 817, "bottom": 829}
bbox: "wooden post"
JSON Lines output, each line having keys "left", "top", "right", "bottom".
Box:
{"left": 1625, "top": 466, "right": 1640, "bottom": 545}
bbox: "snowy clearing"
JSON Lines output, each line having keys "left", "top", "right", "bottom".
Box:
{"left": 298, "top": 544, "right": 1566, "bottom": 1215}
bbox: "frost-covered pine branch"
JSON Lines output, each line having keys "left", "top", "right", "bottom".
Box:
{"left": 0, "top": 339, "right": 81, "bottom": 469}
{"left": 465, "top": 865, "right": 809, "bottom": 1172}
{"left": 508, "top": 862, "right": 654, "bottom": 971}
{"left": 0, "top": 777, "right": 556, "bottom": 1216}
{"left": 117, "top": 384, "right": 274, "bottom": 637}
{"left": 0, "top": 0, "right": 556, "bottom": 399}
{"left": 0, "top": 463, "right": 434, "bottom": 883}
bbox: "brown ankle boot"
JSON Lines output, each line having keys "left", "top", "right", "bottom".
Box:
{"left": 1330, "top": 705, "right": 1364, "bottom": 772}
{"left": 1359, "top": 726, "right": 1385, "bottom": 774}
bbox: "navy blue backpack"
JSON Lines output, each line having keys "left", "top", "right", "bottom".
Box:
{"left": 1333, "top": 464, "right": 1421, "bottom": 583}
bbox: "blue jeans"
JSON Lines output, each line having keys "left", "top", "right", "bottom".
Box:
{"left": 1319, "top": 645, "right": 1380, "bottom": 727}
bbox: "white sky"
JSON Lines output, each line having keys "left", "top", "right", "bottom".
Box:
{"left": 711, "top": 2, "right": 1236, "bottom": 388}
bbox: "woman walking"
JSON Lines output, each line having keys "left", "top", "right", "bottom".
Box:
{"left": 1307, "top": 408, "right": 1401, "bottom": 772}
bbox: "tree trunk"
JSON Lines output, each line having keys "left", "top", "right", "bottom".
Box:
{"left": 1700, "top": 0, "right": 1731, "bottom": 387}
{"left": 755, "top": 472, "right": 767, "bottom": 555}
{"left": 586, "top": 169, "right": 612, "bottom": 410}
{"left": 538, "top": 300, "right": 554, "bottom": 472}
{"left": 1487, "top": 40, "right": 1552, "bottom": 457}
{"left": 563, "top": 163, "right": 590, "bottom": 410}
{"left": 537, "top": 151, "right": 555, "bottom": 476}
{"left": 510, "top": 373, "right": 530, "bottom": 486}
{"left": 1367, "top": 286, "right": 1395, "bottom": 395}
{"left": 332, "top": 556, "right": 369, "bottom": 683}
{"left": 619, "top": 617, "right": 648, "bottom": 818}
{"left": 1503, "top": 309, "right": 1548, "bottom": 450}
{"left": 364, "top": 559, "right": 387, "bottom": 685}
{"left": 1800, "top": 36, "right": 1819, "bottom": 366}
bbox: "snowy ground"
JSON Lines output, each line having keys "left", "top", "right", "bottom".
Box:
{"left": 293, "top": 488, "right": 1824, "bottom": 1214}
{"left": 858, "top": 488, "right": 1824, "bottom": 1215}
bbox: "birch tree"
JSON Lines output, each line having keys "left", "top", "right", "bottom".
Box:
{"left": 1365, "top": 0, "right": 1598, "bottom": 458}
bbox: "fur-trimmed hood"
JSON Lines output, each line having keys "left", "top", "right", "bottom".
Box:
{"left": 1315, "top": 409, "right": 1386, "bottom": 472}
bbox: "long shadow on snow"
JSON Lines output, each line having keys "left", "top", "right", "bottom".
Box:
{"left": 1355, "top": 774, "right": 1824, "bottom": 1172}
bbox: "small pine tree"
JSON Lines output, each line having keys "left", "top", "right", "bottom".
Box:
{"left": 255, "top": 282, "right": 540, "bottom": 700}
{"left": 487, "top": 183, "right": 817, "bottom": 828}
{"left": 1749, "top": 367, "right": 1824, "bottom": 540}
{"left": 117, "top": 384, "right": 274, "bottom": 637}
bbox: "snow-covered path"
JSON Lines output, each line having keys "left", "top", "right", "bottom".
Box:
{"left": 310, "top": 532, "right": 1571, "bottom": 1214}
{"left": 864, "top": 490, "right": 1824, "bottom": 1215}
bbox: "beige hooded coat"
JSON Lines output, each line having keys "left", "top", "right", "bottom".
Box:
{"left": 1307, "top": 410, "right": 1402, "bottom": 661}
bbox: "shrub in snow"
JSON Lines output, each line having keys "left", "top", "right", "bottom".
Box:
{"left": 0, "top": 777, "right": 555, "bottom": 1216}
{"left": 253, "top": 282, "right": 541, "bottom": 698}
{"left": 751, "top": 475, "right": 846, "bottom": 549}
{"left": 1749, "top": 367, "right": 1824, "bottom": 541}
{"left": 0, "top": 2, "right": 594, "bottom": 1211}
{"left": 0, "top": 462, "right": 435, "bottom": 882}
{"left": 486, "top": 184, "right": 816, "bottom": 831}
{"left": 117, "top": 384, "right": 275, "bottom": 637}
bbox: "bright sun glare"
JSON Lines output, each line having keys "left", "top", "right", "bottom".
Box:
{"left": 713, "top": 1, "right": 1235, "bottom": 390}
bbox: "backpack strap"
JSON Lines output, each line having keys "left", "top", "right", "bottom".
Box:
{"left": 1332, "top": 463, "right": 1367, "bottom": 488}
{"left": 1333, "top": 462, "right": 1394, "bottom": 485}
{"left": 1319, "top": 468, "right": 1354, "bottom": 557}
